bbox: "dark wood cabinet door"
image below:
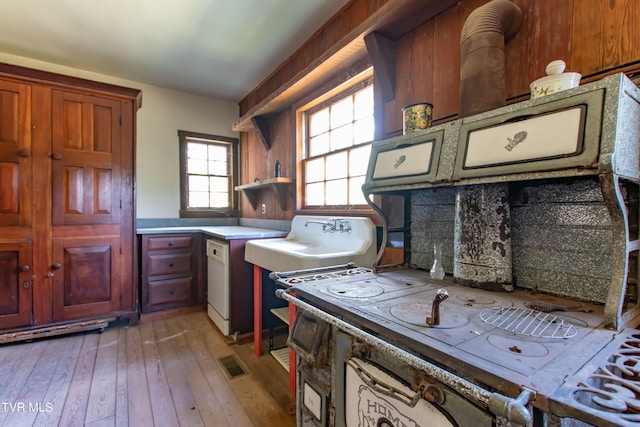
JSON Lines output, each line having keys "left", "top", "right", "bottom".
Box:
{"left": 0, "top": 242, "right": 32, "bottom": 329}
{"left": 0, "top": 80, "right": 31, "bottom": 228}
{"left": 51, "top": 90, "right": 121, "bottom": 226}
{"left": 51, "top": 237, "right": 121, "bottom": 321}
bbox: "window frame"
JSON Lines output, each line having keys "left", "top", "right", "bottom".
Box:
{"left": 297, "top": 71, "right": 375, "bottom": 214}
{"left": 178, "top": 130, "right": 239, "bottom": 218}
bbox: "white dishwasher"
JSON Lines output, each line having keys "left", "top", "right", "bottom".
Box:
{"left": 206, "top": 239, "right": 230, "bottom": 335}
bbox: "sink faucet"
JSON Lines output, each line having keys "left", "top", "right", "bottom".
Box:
{"left": 305, "top": 220, "right": 336, "bottom": 232}
{"left": 426, "top": 289, "right": 449, "bottom": 326}
{"left": 304, "top": 218, "right": 351, "bottom": 233}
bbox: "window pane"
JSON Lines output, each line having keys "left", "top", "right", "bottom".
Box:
{"left": 349, "top": 146, "right": 371, "bottom": 176}
{"left": 189, "top": 191, "right": 209, "bottom": 207}
{"left": 210, "top": 176, "right": 228, "bottom": 192}
{"left": 187, "top": 142, "right": 207, "bottom": 159}
{"left": 306, "top": 158, "right": 325, "bottom": 183}
{"left": 326, "top": 179, "right": 348, "bottom": 205}
{"left": 354, "top": 87, "right": 373, "bottom": 119}
{"left": 188, "top": 158, "right": 208, "bottom": 175}
{"left": 302, "top": 77, "right": 374, "bottom": 209}
{"left": 309, "top": 133, "right": 330, "bottom": 157}
{"left": 330, "top": 125, "right": 353, "bottom": 151}
{"left": 208, "top": 144, "right": 227, "bottom": 159}
{"left": 349, "top": 176, "right": 367, "bottom": 205}
{"left": 306, "top": 182, "right": 325, "bottom": 206}
{"left": 189, "top": 175, "right": 209, "bottom": 192}
{"left": 353, "top": 116, "right": 374, "bottom": 144}
{"left": 210, "top": 192, "right": 229, "bottom": 208}
{"left": 209, "top": 160, "right": 227, "bottom": 175}
{"left": 325, "top": 152, "right": 348, "bottom": 180}
{"left": 331, "top": 97, "right": 353, "bottom": 128}
{"left": 309, "top": 108, "right": 329, "bottom": 137}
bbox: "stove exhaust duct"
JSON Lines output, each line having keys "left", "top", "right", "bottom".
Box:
{"left": 459, "top": 0, "right": 523, "bottom": 117}
{"left": 454, "top": 0, "right": 522, "bottom": 291}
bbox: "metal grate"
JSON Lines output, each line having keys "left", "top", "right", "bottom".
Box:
{"left": 480, "top": 307, "right": 578, "bottom": 339}
{"left": 218, "top": 355, "right": 247, "bottom": 379}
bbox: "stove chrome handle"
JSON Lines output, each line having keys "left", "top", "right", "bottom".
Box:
{"left": 276, "top": 288, "right": 535, "bottom": 426}
{"left": 346, "top": 358, "right": 422, "bottom": 408}
{"left": 269, "top": 262, "right": 357, "bottom": 280}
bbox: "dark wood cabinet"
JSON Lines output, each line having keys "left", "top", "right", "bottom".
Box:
{"left": 0, "top": 64, "right": 140, "bottom": 333}
{"left": 140, "top": 234, "right": 203, "bottom": 313}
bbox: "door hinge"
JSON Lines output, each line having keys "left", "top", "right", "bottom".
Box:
{"left": 119, "top": 247, "right": 122, "bottom": 255}
{"left": 120, "top": 200, "right": 122, "bottom": 209}
{"left": 119, "top": 116, "right": 122, "bottom": 125}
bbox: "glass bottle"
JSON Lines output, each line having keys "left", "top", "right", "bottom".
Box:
{"left": 430, "top": 243, "right": 445, "bottom": 280}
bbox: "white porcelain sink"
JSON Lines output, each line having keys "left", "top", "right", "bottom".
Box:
{"left": 244, "top": 215, "right": 377, "bottom": 272}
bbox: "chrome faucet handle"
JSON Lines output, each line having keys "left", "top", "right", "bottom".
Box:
{"left": 426, "top": 288, "right": 449, "bottom": 326}
{"left": 336, "top": 219, "right": 351, "bottom": 233}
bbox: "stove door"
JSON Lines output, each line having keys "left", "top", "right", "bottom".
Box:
{"left": 345, "top": 358, "right": 455, "bottom": 427}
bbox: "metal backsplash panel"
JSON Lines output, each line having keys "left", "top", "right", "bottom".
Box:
{"left": 409, "top": 177, "right": 613, "bottom": 303}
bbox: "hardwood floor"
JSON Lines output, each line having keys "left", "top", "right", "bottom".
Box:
{"left": 0, "top": 312, "right": 296, "bottom": 427}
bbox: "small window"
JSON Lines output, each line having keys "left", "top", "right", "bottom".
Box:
{"left": 301, "top": 81, "right": 374, "bottom": 208}
{"left": 178, "top": 130, "right": 238, "bottom": 217}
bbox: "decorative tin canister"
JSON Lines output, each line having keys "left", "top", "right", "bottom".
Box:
{"left": 402, "top": 103, "right": 433, "bottom": 134}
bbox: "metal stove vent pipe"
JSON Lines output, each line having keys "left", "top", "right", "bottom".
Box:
{"left": 454, "top": 0, "right": 522, "bottom": 291}
{"left": 459, "top": 0, "right": 523, "bottom": 117}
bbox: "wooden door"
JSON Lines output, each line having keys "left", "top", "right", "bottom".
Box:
{"left": 0, "top": 242, "right": 32, "bottom": 329}
{"left": 51, "top": 90, "right": 121, "bottom": 226}
{"left": 0, "top": 79, "right": 33, "bottom": 329}
{"left": 51, "top": 237, "right": 121, "bottom": 320}
{"left": 50, "top": 90, "right": 125, "bottom": 321}
{"left": 0, "top": 80, "right": 31, "bottom": 227}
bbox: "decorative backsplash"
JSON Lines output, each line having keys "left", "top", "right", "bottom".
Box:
{"left": 409, "top": 176, "right": 613, "bottom": 304}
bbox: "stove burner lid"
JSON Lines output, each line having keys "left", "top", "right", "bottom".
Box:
{"left": 480, "top": 307, "right": 579, "bottom": 338}
{"left": 390, "top": 302, "right": 470, "bottom": 329}
{"left": 327, "top": 282, "right": 384, "bottom": 298}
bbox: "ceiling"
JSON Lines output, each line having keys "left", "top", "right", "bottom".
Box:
{"left": 0, "top": 0, "right": 350, "bottom": 102}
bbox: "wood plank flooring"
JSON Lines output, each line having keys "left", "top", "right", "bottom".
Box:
{"left": 0, "top": 312, "right": 296, "bottom": 427}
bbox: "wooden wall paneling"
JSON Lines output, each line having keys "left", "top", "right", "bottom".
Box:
{"left": 572, "top": 0, "right": 638, "bottom": 76}
{"left": 383, "top": 19, "right": 436, "bottom": 136}
{"left": 507, "top": 0, "right": 573, "bottom": 100}
{"left": 432, "top": 3, "right": 463, "bottom": 122}
{"left": 502, "top": 0, "right": 531, "bottom": 99}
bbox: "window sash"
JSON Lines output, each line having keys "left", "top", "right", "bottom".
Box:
{"left": 301, "top": 81, "right": 374, "bottom": 209}
{"left": 178, "top": 130, "right": 238, "bottom": 217}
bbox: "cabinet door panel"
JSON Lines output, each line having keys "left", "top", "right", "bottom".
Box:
{"left": 0, "top": 242, "right": 32, "bottom": 329}
{"left": 52, "top": 237, "right": 121, "bottom": 321}
{"left": 0, "top": 80, "right": 31, "bottom": 227}
{"left": 51, "top": 91, "right": 121, "bottom": 226}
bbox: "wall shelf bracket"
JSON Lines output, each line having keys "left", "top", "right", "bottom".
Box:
{"left": 235, "top": 177, "right": 294, "bottom": 210}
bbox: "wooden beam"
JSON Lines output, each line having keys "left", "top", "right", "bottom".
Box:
{"left": 364, "top": 31, "right": 397, "bottom": 102}
{"left": 251, "top": 115, "right": 271, "bottom": 150}
{"left": 233, "top": 0, "right": 459, "bottom": 131}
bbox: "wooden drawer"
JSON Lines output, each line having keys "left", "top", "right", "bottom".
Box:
{"left": 146, "top": 235, "right": 193, "bottom": 251}
{"left": 147, "top": 277, "right": 193, "bottom": 307}
{"left": 147, "top": 252, "right": 193, "bottom": 276}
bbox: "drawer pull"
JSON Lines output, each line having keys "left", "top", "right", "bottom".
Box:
{"left": 169, "top": 290, "right": 175, "bottom": 295}
{"left": 168, "top": 242, "right": 174, "bottom": 247}
{"left": 169, "top": 263, "right": 175, "bottom": 268}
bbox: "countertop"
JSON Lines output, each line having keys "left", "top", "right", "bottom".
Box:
{"left": 136, "top": 226, "right": 288, "bottom": 240}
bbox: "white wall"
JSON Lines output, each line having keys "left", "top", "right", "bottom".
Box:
{"left": 0, "top": 53, "right": 239, "bottom": 218}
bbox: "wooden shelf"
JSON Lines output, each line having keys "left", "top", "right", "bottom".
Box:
{"left": 270, "top": 307, "right": 290, "bottom": 325}
{"left": 270, "top": 347, "right": 290, "bottom": 372}
{"left": 235, "top": 177, "right": 294, "bottom": 210}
